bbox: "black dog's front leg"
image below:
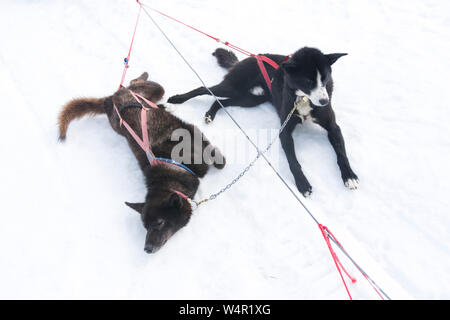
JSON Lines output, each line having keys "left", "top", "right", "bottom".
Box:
{"left": 314, "top": 107, "right": 359, "bottom": 189}
{"left": 280, "top": 120, "right": 313, "bottom": 197}
{"left": 326, "top": 124, "right": 359, "bottom": 189}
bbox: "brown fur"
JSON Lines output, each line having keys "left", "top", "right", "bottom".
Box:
{"left": 58, "top": 97, "right": 106, "bottom": 141}
{"left": 57, "top": 72, "right": 226, "bottom": 253}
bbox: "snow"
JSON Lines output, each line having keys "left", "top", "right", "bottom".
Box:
{"left": 0, "top": 0, "right": 449, "bottom": 299}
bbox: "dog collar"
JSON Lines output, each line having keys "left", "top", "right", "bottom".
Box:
{"left": 171, "top": 189, "right": 198, "bottom": 210}
{"left": 294, "top": 96, "right": 312, "bottom": 120}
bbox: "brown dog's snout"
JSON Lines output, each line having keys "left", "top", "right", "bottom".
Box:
{"left": 144, "top": 232, "right": 158, "bottom": 254}
{"left": 144, "top": 244, "right": 154, "bottom": 254}
{"left": 144, "top": 219, "right": 166, "bottom": 254}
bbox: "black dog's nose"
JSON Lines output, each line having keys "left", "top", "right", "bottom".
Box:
{"left": 319, "top": 98, "right": 329, "bottom": 106}
{"left": 144, "top": 244, "right": 154, "bottom": 254}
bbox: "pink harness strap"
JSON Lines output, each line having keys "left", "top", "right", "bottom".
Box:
{"left": 172, "top": 189, "right": 188, "bottom": 200}
{"left": 118, "top": 4, "right": 143, "bottom": 90}
{"left": 128, "top": 89, "right": 159, "bottom": 110}
{"left": 113, "top": 88, "right": 159, "bottom": 164}
{"left": 114, "top": 89, "right": 192, "bottom": 202}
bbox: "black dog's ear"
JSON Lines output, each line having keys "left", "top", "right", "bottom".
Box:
{"left": 281, "top": 61, "right": 298, "bottom": 74}
{"left": 125, "top": 202, "right": 145, "bottom": 214}
{"left": 326, "top": 53, "right": 348, "bottom": 65}
{"left": 169, "top": 193, "right": 183, "bottom": 209}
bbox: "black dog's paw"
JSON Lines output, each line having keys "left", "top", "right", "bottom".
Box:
{"left": 342, "top": 171, "right": 359, "bottom": 190}
{"left": 167, "top": 95, "right": 186, "bottom": 104}
{"left": 296, "top": 179, "right": 313, "bottom": 198}
{"left": 204, "top": 112, "right": 215, "bottom": 124}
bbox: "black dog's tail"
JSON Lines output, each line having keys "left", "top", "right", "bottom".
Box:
{"left": 212, "top": 48, "right": 238, "bottom": 70}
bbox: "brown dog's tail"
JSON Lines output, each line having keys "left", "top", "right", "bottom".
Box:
{"left": 58, "top": 97, "right": 106, "bottom": 141}
{"left": 212, "top": 48, "right": 239, "bottom": 70}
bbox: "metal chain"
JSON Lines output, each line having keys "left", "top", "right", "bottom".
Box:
{"left": 192, "top": 103, "right": 298, "bottom": 208}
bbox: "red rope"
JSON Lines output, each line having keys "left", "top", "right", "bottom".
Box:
{"left": 319, "top": 224, "right": 386, "bottom": 300}
{"left": 141, "top": 3, "right": 283, "bottom": 92}
{"left": 148, "top": 7, "right": 221, "bottom": 43}
{"left": 326, "top": 226, "right": 385, "bottom": 300}
{"left": 319, "top": 224, "right": 356, "bottom": 299}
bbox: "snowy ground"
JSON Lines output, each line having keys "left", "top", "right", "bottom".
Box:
{"left": 0, "top": 0, "right": 449, "bottom": 299}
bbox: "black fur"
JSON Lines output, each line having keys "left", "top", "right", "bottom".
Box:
{"left": 168, "top": 47, "right": 358, "bottom": 196}
{"left": 212, "top": 48, "right": 238, "bottom": 70}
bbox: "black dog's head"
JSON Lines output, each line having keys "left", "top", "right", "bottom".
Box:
{"left": 281, "top": 47, "right": 347, "bottom": 107}
{"left": 125, "top": 189, "right": 192, "bottom": 254}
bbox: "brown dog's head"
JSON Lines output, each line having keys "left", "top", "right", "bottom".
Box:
{"left": 125, "top": 189, "right": 192, "bottom": 253}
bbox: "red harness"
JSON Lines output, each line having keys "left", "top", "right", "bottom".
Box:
{"left": 255, "top": 55, "right": 280, "bottom": 92}
{"left": 255, "top": 54, "right": 293, "bottom": 91}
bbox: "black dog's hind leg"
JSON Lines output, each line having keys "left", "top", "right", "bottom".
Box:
{"left": 204, "top": 94, "right": 269, "bottom": 123}
{"left": 168, "top": 82, "right": 237, "bottom": 104}
{"left": 280, "top": 117, "right": 313, "bottom": 197}
{"left": 313, "top": 106, "right": 359, "bottom": 189}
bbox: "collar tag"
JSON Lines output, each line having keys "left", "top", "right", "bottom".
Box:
{"left": 294, "top": 96, "right": 312, "bottom": 121}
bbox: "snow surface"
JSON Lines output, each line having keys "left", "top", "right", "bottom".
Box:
{"left": 0, "top": 0, "right": 449, "bottom": 299}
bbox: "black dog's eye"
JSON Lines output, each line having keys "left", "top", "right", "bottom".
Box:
{"left": 301, "top": 79, "right": 314, "bottom": 88}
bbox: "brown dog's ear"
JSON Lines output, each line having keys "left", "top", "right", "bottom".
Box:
{"left": 325, "top": 53, "right": 348, "bottom": 66}
{"left": 125, "top": 202, "right": 145, "bottom": 213}
{"left": 169, "top": 193, "right": 183, "bottom": 209}
{"left": 130, "top": 72, "right": 149, "bottom": 85}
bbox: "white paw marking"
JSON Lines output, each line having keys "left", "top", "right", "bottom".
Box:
{"left": 345, "top": 178, "right": 360, "bottom": 190}
{"left": 205, "top": 115, "right": 212, "bottom": 124}
{"left": 164, "top": 103, "right": 176, "bottom": 113}
{"left": 304, "top": 190, "right": 312, "bottom": 198}
{"left": 250, "top": 86, "right": 265, "bottom": 96}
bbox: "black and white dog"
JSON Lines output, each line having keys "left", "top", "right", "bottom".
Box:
{"left": 168, "top": 47, "right": 359, "bottom": 197}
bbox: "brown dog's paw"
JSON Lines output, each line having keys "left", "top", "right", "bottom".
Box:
{"left": 212, "top": 147, "right": 226, "bottom": 169}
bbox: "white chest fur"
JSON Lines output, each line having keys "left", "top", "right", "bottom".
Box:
{"left": 294, "top": 96, "right": 313, "bottom": 120}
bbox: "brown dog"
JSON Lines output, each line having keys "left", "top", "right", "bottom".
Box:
{"left": 58, "top": 72, "right": 225, "bottom": 253}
